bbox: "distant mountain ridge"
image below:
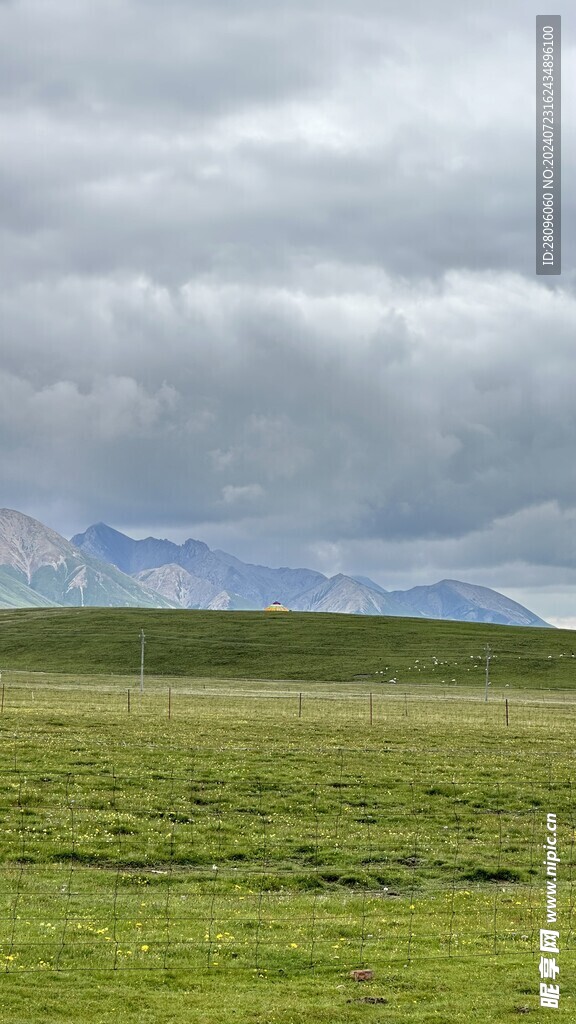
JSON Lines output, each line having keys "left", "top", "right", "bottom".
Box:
{"left": 71, "top": 523, "right": 326, "bottom": 608}
{"left": 388, "top": 579, "right": 545, "bottom": 626}
{"left": 0, "top": 509, "right": 176, "bottom": 609}
{"left": 0, "top": 509, "right": 551, "bottom": 625}
{"left": 290, "top": 573, "right": 404, "bottom": 616}
{"left": 71, "top": 519, "right": 551, "bottom": 628}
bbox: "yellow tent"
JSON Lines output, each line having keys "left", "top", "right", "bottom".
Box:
{"left": 264, "top": 601, "right": 290, "bottom": 612}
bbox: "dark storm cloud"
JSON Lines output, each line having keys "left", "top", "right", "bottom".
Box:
{"left": 2, "top": 0, "right": 570, "bottom": 286}
{"left": 1, "top": 0, "right": 575, "bottom": 620}
{"left": 0, "top": 0, "right": 385, "bottom": 127}
{"left": 2, "top": 269, "right": 576, "bottom": 558}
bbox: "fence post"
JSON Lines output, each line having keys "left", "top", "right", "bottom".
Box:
{"left": 127, "top": 689, "right": 131, "bottom": 714}
{"left": 1, "top": 676, "right": 4, "bottom": 714}
{"left": 369, "top": 692, "right": 373, "bottom": 725}
{"left": 505, "top": 697, "right": 509, "bottom": 726}
{"left": 168, "top": 687, "right": 172, "bottom": 719}
{"left": 298, "top": 692, "right": 302, "bottom": 718}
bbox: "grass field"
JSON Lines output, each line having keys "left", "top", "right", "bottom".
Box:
{"left": 1, "top": 605, "right": 576, "bottom": 686}
{"left": 0, "top": 609, "right": 575, "bottom": 1021}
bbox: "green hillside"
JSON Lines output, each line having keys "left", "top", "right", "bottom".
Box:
{"left": 1, "top": 607, "right": 575, "bottom": 1022}
{"left": 0, "top": 566, "right": 59, "bottom": 608}
{"left": 1, "top": 655, "right": 575, "bottom": 1022}
{"left": 0, "top": 606, "right": 574, "bottom": 687}
{"left": 25, "top": 556, "right": 177, "bottom": 608}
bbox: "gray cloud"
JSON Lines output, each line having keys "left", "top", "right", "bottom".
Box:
{"left": 1, "top": 0, "right": 575, "bottom": 621}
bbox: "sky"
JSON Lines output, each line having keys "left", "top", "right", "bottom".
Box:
{"left": 1, "top": 0, "right": 575, "bottom": 625}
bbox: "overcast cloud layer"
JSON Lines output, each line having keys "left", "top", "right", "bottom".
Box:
{"left": 1, "top": 0, "right": 576, "bottom": 623}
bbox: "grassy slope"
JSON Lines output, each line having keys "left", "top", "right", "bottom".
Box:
{"left": 0, "top": 609, "right": 575, "bottom": 1021}
{"left": 0, "top": 567, "right": 59, "bottom": 608}
{"left": 0, "top": 680, "right": 575, "bottom": 1021}
{"left": 0, "top": 606, "right": 575, "bottom": 686}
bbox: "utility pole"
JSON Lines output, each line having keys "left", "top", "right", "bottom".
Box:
{"left": 140, "top": 629, "right": 146, "bottom": 695}
{"left": 484, "top": 645, "right": 492, "bottom": 703}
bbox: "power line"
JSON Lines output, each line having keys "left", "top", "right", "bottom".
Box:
{"left": 140, "top": 629, "right": 146, "bottom": 694}
{"left": 484, "top": 645, "right": 492, "bottom": 703}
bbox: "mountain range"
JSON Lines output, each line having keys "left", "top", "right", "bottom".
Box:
{"left": 0, "top": 509, "right": 174, "bottom": 609}
{"left": 0, "top": 509, "right": 551, "bottom": 627}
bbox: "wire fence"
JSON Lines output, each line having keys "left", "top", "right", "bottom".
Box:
{"left": 4, "top": 678, "right": 576, "bottom": 720}
{"left": 1, "top": 678, "right": 575, "bottom": 978}
{"left": 0, "top": 765, "right": 574, "bottom": 975}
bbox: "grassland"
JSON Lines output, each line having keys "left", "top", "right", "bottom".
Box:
{"left": 0, "top": 609, "right": 575, "bottom": 1022}
{"left": 1, "top": 605, "right": 576, "bottom": 685}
